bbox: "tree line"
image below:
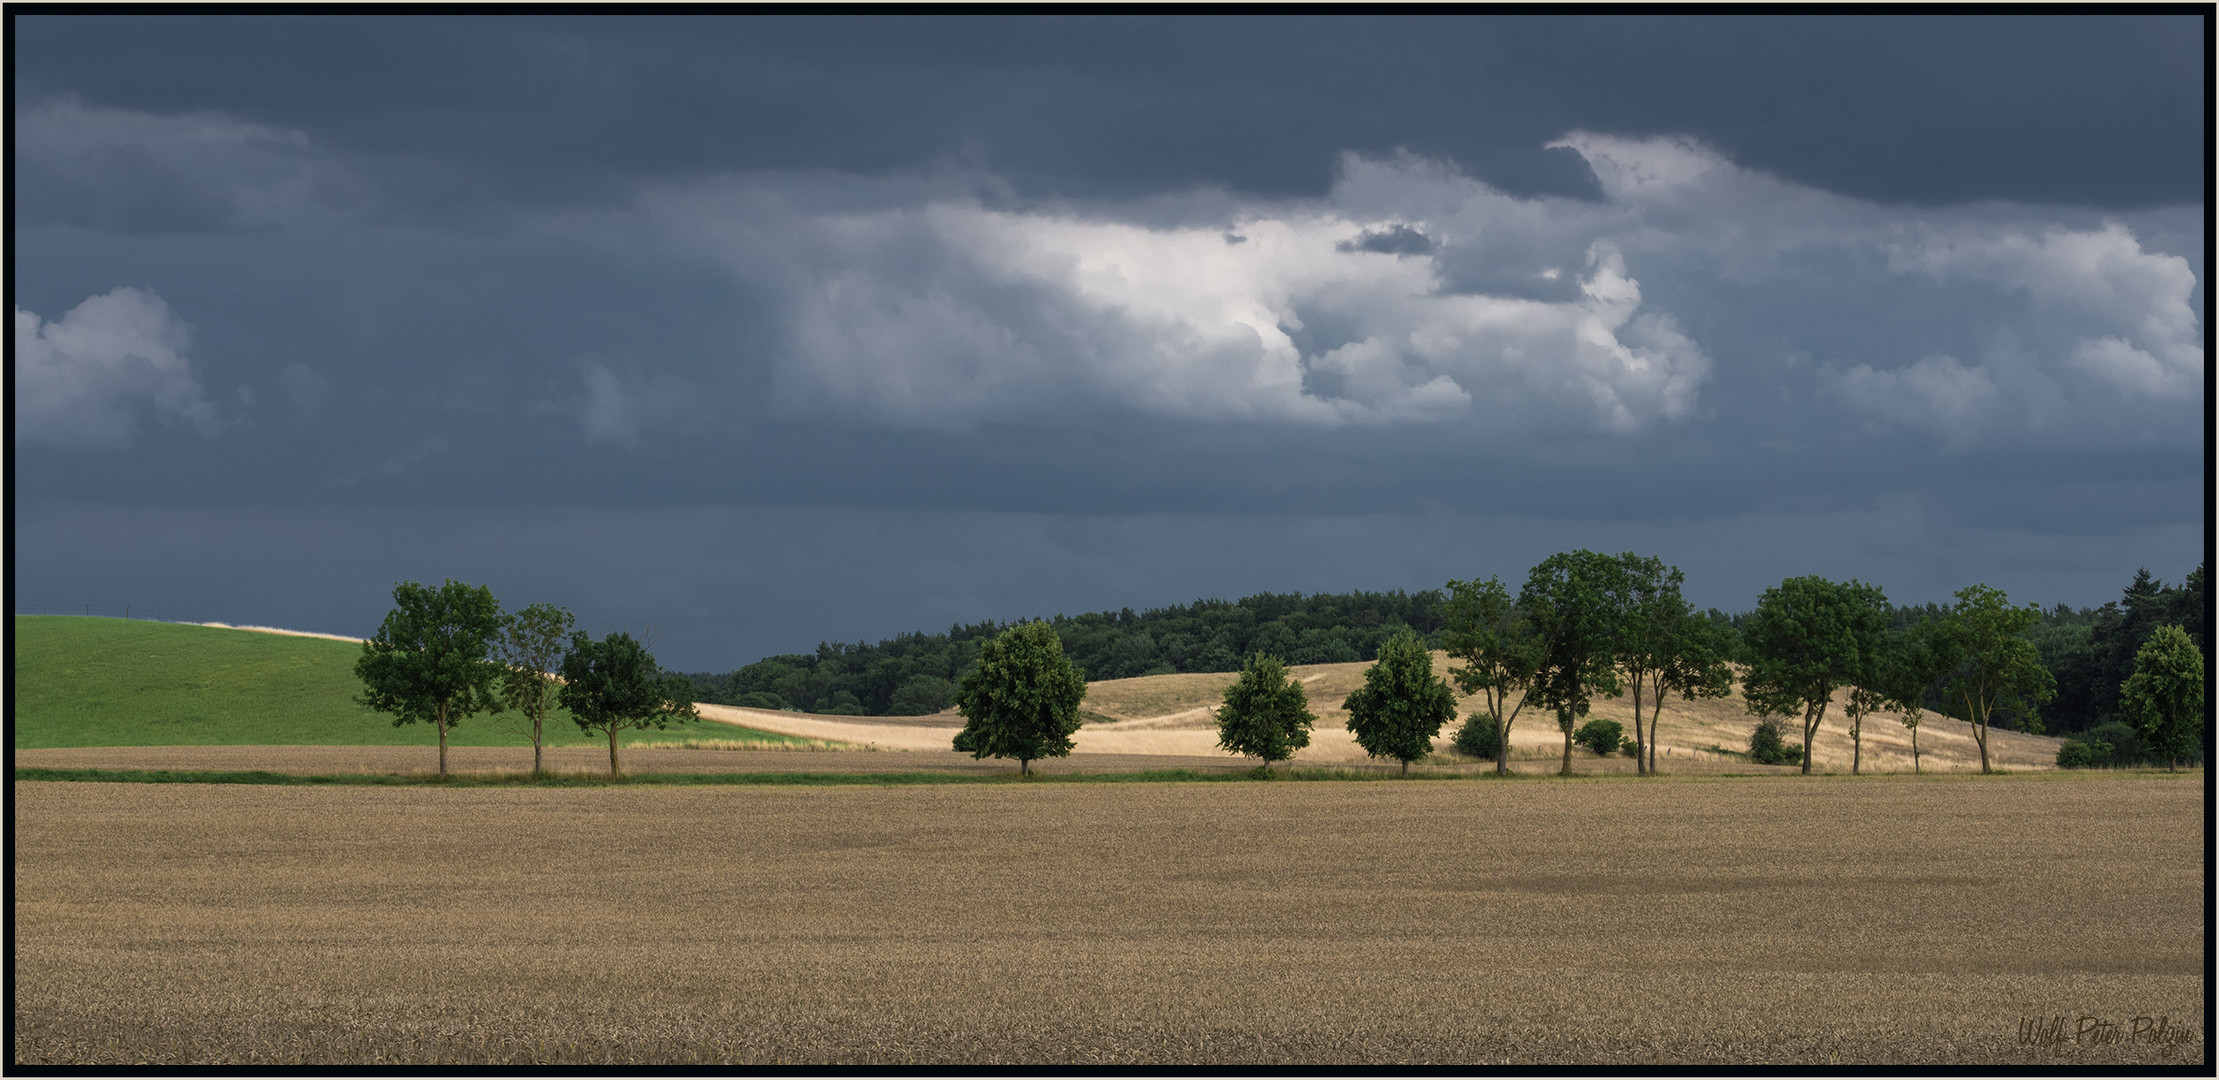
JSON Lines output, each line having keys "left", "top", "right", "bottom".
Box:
{"left": 944, "top": 552, "right": 2205, "bottom": 778}
{"left": 353, "top": 580, "right": 698, "bottom": 778}
{"left": 688, "top": 564, "right": 2206, "bottom": 752}
{"left": 681, "top": 590, "right": 1450, "bottom": 717}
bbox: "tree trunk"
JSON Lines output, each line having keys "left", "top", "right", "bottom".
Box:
{"left": 1851, "top": 714, "right": 1861, "bottom": 775}
{"left": 1648, "top": 694, "right": 1667, "bottom": 775}
{"left": 531, "top": 704, "right": 544, "bottom": 776}
{"left": 1801, "top": 697, "right": 1827, "bottom": 775}
{"left": 1021, "top": 757, "right": 1031, "bottom": 778}
{"left": 1401, "top": 758, "right": 1409, "bottom": 777}
{"left": 437, "top": 703, "right": 450, "bottom": 778}
{"left": 1560, "top": 713, "right": 1574, "bottom": 776}
{"left": 608, "top": 727, "right": 622, "bottom": 777}
{"left": 1495, "top": 698, "right": 1511, "bottom": 777}
{"left": 1968, "top": 691, "right": 1991, "bottom": 775}
{"left": 1630, "top": 671, "right": 1646, "bottom": 776}
{"left": 1911, "top": 723, "right": 1921, "bottom": 774}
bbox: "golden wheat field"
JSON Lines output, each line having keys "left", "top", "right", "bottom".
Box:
{"left": 689, "top": 653, "right": 2065, "bottom": 772}
{"left": 13, "top": 771, "right": 2203, "bottom": 1066}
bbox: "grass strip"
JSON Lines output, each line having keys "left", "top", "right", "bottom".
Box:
{"left": 16, "top": 766, "right": 1488, "bottom": 788}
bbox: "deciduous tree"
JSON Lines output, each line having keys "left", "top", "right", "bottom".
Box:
{"left": 1871, "top": 623, "right": 1944, "bottom": 774}
{"left": 1520, "top": 550, "right": 1629, "bottom": 776}
{"left": 1342, "top": 629, "right": 1457, "bottom": 775}
{"left": 1928, "top": 583, "right": 2055, "bottom": 774}
{"left": 497, "top": 602, "right": 574, "bottom": 776}
{"left": 1215, "top": 653, "right": 1317, "bottom": 771}
{"left": 1442, "top": 576, "right": 1541, "bottom": 776}
{"left": 2119, "top": 623, "right": 2204, "bottom": 771}
{"left": 1613, "top": 554, "right": 1720, "bottom": 776}
{"left": 559, "top": 630, "right": 701, "bottom": 777}
{"left": 355, "top": 579, "right": 506, "bottom": 777}
{"left": 1644, "top": 610, "right": 1735, "bottom": 775}
{"left": 950, "top": 621, "right": 1088, "bottom": 777}
{"left": 1741, "top": 576, "right": 1890, "bottom": 775}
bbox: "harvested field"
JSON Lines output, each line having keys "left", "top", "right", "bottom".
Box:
{"left": 14, "top": 772, "right": 2202, "bottom": 1066}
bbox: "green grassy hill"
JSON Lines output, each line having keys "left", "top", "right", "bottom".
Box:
{"left": 12, "top": 616, "right": 801, "bottom": 750}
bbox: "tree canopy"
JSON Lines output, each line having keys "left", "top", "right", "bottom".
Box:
{"left": 1441, "top": 575, "right": 1541, "bottom": 776}
{"left": 496, "top": 602, "right": 574, "bottom": 776}
{"left": 1215, "top": 652, "right": 1317, "bottom": 769}
{"left": 2119, "top": 623, "right": 2204, "bottom": 771}
{"left": 1342, "top": 630, "right": 1456, "bottom": 775}
{"left": 1928, "top": 583, "right": 2055, "bottom": 774}
{"left": 559, "top": 630, "right": 701, "bottom": 777}
{"left": 1740, "top": 576, "right": 1890, "bottom": 775}
{"left": 354, "top": 579, "right": 506, "bottom": 777}
{"left": 1519, "top": 550, "right": 1628, "bottom": 776}
{"left": 950, "top": 621, "right": 1088, "bottom": 777}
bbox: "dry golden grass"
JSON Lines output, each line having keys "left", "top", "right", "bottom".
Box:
{"left": 14, "top": 772, "right": 2201, "bottom": 1065}
{"left": 1075, "top": 654, "right": 2061, "bottom": 773}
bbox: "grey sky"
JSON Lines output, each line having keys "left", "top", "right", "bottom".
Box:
{"left": 12, "top": 14, "right": 2207, "bottom": 671}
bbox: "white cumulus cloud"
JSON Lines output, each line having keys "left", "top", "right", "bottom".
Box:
{"left": 636, "top": 133, "right": 2197, "bottom": 448}
{"left": 647, "top": 158, "right": 1714, "bottom": 434}
{"left": 15, "top": 287, "right": 217, "bottom": 448}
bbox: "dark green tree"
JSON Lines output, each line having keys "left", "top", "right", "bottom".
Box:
{"left": 1872, "top": 623, "right": 1945, "bottom": 774}
{"left": 1929, "top": 583, "right": 2055, "bottom": 774}
{"left": 1612, "top": 555, "right": 1729, "bottom": 776}
{"left": 354, "top": 579, "right": 506, "bottom": 777}
{"left": 559, "top": 630, "right": 701, "bottom": 777}
{"left": 496, "top": 602, "right": 574, "bottom": 776}
{"left": 950, "top": 621, "right": 1088, "bottom": 777}
{"left": 1520, "top": 550, "right": 1630, "bottom": 776}
{"left": 1442, "top": 576, "right": 1542, "bottom": 776}
{"left": 1643, "top": 610, "right": 1736, "bottom": 774}
{"left": 1215, "top": 653, "right": 1317, "bottom": 771}
{"left": 1741, "top": 576, "right": 1890, "bottom": 775}
{"left": 2120, "top": 623, "right": 2204, "bottom": 771}
{"left": 1342, "top": 629, "right": 1457, "bottom": 775}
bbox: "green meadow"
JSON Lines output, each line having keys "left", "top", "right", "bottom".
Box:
{"left": 11, "top": 616, "right": 807, "bottom": 750}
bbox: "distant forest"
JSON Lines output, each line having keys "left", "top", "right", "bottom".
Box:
{"left": 681, "top": 590, "right": 1451, "bottom": 717}
{"left": 679, "top": 565, "right": 2206, "bottom": 736}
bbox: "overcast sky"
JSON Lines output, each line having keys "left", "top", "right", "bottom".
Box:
{"left": 13, "top": 14, "right": 2208, "bottom": 671}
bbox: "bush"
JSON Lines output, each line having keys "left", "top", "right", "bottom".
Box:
{"left": 1573, "top": 718, "right": 1624, "bottom": 757}
{"left": 2055, "top": 739, "right": 2095, "bottom": 769}
{"left": 2082, "top": 721, "right": 2145, "bottom": 766}
{"left": 1748, "top": 719, "right": 1804, "bottom": 766}
{"left": 1452, "top": 712, "right": 1501, "bottom": 760}
{"left": 1618, "top": 737, "right": 1639, "bottom": 757}
{"left": 733, "top": 691, "right": 788, "bottom": 711}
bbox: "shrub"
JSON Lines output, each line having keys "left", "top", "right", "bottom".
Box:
{"left": 2082, "top": 721, "right": 2145, "bottom": 767}
{"left": 1618, "top": 737, "right": 1639, "bottom": 758}
{"left": 733, "top": 691, "right": 788, "bottom": 711}
{"left": 1452, "top": 712, "right": 1501, "bottom": 760}
{"left": 1573, "top": 718, "right": 1623, "bottom": 757}
{"left": 2055, "top": 739, "right": 2095, "bottom": 769}
{"left": 1748, "top": 719, "right": 1804, "bottom": 766}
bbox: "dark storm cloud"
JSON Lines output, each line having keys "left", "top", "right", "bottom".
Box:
{"left": 1339, "top": 224, "right": 1436, "bottom": 257}
{"left": 12, "top": 14, "right": 2204, "bottom": 667}
{"left": 13, "top": 14, "right": 2203, "bottom": 220}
